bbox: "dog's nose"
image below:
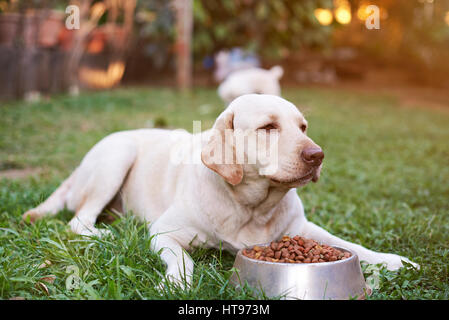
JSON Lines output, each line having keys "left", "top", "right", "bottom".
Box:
{"left": 301, "top": 147, "right": 324, "bottom": 166}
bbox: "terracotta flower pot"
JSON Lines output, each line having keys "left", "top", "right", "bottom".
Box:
{"left": 87, "top": 29, "right": 106, "bottom": 54}
{"left": 58, "top": 28, "right": 75, "bottom": 51}
{"left": 38, "top": 10, "right": 64, "bottom": 48}
{"left": 0, "top": 10, "right": 64, "bottom": 48}
{"left": 0, "top": 13, "right": 20, "bottom": 47}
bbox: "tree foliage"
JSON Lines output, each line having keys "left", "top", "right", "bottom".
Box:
{"left": 193, "top": 0, "right": 334, "bottom": 59}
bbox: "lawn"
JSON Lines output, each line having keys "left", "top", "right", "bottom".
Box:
{"left": 0, "top": 87, "right": 448, "bottom": 300}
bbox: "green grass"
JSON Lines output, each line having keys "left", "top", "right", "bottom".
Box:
{"left": 0, "top": 87, "right": 448, "bottom": 299}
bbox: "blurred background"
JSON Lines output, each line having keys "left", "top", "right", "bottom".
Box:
{"left": 0, "top": 0, "right": 448, "bottom": 102}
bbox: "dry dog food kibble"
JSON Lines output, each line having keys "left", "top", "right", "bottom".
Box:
{"left": 242, "top": 235, "right": 351, "bottom": 263}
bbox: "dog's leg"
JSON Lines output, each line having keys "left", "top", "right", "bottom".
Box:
{"left": 23, "top": 133, "right": 137, "bottom": 237}
{"left": 149, "top": 208, "right": 196, "bottom": 289}
{"left": 69, "top": 201, "right": 116, "bottom": 237}
{"left": 22, "top": 171, "right": 76, "bottom": 223}
{"left": 67, "top": 136, "right": 137, "bottom": 237}
{"left": 296, "top": 220, "right": 418, "bottom": 270}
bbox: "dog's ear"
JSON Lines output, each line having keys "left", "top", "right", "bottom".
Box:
{"left": 201, "top": 110, "right": 243, "bottom": 185}
{"left": 270, "top": 65, "right": 284, "bottom": 80}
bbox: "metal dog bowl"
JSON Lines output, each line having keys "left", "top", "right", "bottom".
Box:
{"left": 230, "top": 245, "right": 368, "bottom": 300}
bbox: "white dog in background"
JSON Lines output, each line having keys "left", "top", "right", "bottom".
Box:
{"left": 218, "top": 66, "right": 284, "bottom": 104}
{"left": 23, "top": 94, "right": 417, "bottom": 288}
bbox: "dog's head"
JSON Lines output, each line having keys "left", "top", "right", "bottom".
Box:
{"left": 201, "top": 94, "right": 323, "bottom": 188}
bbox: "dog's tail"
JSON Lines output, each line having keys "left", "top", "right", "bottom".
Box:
{"left": 269, "top": 65, "right": 284, "bottom": 80}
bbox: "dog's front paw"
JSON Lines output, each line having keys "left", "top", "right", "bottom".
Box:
{"left": 157, "top": 269, "right": 191, "bottom": 292}
{"left": 378, "top": 253, "right": 420, "bottom": 271}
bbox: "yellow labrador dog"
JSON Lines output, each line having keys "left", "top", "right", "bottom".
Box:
{"left": 218, "top": 66, "right": 283, "bottom": 104}
{"left": 23, "top": 94, "right": 416, "bottom": 286}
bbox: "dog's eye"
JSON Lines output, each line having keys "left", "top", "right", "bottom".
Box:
{"left": 300, "top": 124, "right": 307, "bottom": 132}
{"left": 258, "top": 123, "right": 278, "bottom": 131}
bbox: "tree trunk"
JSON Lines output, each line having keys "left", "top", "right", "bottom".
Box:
{"left": 174, "top": 0, "right": 193, "bottom": 91}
